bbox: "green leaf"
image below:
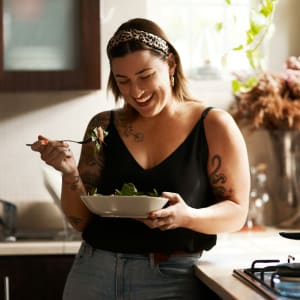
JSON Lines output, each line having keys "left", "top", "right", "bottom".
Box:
{"left": 259, "top": 0, "right": 274, "bottom": 17}
{"left": 233, "top": 44, "right": 244, "bottom": 51}
{"left": 246, "top": 50, "right": 256, "bottom": 69}
{"left": 86, "top": 126, "right": 108, "bottom": 153}
{"left": 232, "top": 76, "right": 259, "bottom": 95}
{"left": 246, "top": 30, "right": 255, "bottom": 45}
{"left": 245, "top": 76, "right": 258, "bottom": 88}
{"left": 215, "top": 22, "right": 223, "bottom": 32}
{"left": 147, "top": 188, "right": 160, "bottom": 197}
{"left": 114, "top": 183, "right": 160, "bottom": 197}
{"left": 225, "top": 0, "right": 231, "bottom": 5}
{"left": 88, "top": 186, "right": 98, "bottom": 195}
{"left": 250, "top": 20, "right": 263, "bottom": 35}
{"left": 115, "top": 183, "right": 141, "bottom": 196}
{"left": 95, "top": 141, "right": 101, "bottom": 152}
{"left": 232, "top": 79, "right": 242, "bottom": 94}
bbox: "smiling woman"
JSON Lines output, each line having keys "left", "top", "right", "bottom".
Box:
{"left": 29, "top": 17, "right": 250, "bottom": 300}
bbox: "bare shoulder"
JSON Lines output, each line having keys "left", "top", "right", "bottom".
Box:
{"left": 203, "top": 108, "right": 239, "bottom": 134}
{"left": 204, "top": 108, "right": 235, "bottom": 126}
{"left": 203, "top": 107, "right": 245, "bottom": 148}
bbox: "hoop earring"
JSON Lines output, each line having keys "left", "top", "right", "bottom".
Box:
{"left": 170, "top": 75, "right": 175, "bottom": 88}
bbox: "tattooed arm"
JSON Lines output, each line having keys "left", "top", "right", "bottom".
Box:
{"left": 60, "top": 111, "right": 111, "bottom": 232}
{"left": 140, "top": 109, "right": 250, "bottom": 234}
{"left": 185, "top": 109, "right": 250, "bottom": 233}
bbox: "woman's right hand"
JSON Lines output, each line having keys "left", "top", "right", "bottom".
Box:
{"left": 31, "top": 135, "right": 78, "bottom": 175}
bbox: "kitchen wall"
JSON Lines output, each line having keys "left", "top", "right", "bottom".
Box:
{"left": 0, "top": 0, "right": 299, "bottom": 232}
{"left": 0, "top": 0, "right": 149, "bottom": 232}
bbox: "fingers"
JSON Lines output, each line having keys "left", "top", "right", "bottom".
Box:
{"left": 96, "top": 127, "right": 104, "bottom": 142}
{"left": 30, "top": 136, "right": 72, "bottom": 163}
{"left": 38, "top": 135, "right": 49, "bottom": 144}
{"left": 41, "top": 142, "right": 71, "bottom": 162}
{"left": 142, "top": 214, "right": 176, "bottom": 231}
{"left": 148, "top": 192, "right": 180, "bottom": 219}
{"left": 141, "top": 192, "right": 187, "bottom": 231}
{"left": 31, "top": 135, "right": 49, "bottom": 152}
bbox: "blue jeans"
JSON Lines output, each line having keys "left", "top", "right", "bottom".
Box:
{"left": 63, "top": 241, "right": 218, "bottom": 300}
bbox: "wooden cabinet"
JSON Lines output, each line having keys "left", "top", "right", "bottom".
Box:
{"left": 0, "top": 0, "right": 100, "bottom": 91}
{"left": 0, "top": 255, "right": 75, "bottom": 300}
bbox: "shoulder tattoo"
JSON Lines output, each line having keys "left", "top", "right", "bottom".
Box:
{"left": 123, "top": 124, "right": 143, "bottom": 142}
{"left": 115, "top": 112, "right": 144, "bottom": 142}
{"left": 87, "top": 112, "right": 111, "bottom": 132}
{"left": 209, "top": 154, "right": 232, "bottom": 199}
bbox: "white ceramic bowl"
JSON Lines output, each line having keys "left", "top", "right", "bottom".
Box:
{"left": 80, "top": 195, "right": 168, "bottom": 218}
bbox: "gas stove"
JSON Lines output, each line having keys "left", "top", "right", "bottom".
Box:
{"left": 233, "top": 256, "right": 300, "bottom": 299}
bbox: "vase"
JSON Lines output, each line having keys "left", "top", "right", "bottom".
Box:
{"left": 269, "top": 130, "right": 300, "bottom": 228}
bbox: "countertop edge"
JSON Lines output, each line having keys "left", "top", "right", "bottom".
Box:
{"left": 194, "top": 266, "right": 238, "bottom": 300}
{"left": 0, "top": 240, "right": 82, "bottom": 255}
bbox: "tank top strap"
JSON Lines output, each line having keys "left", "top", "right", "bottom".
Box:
{"left": 109, "top": 110, "right": 114, "bottom": 124}
{"left": 200, "top": 106, "right": 214, "bottom": 121}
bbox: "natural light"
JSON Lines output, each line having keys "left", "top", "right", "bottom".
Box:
{"left": 147, "top": 0, "right": 253, "bottom": 80}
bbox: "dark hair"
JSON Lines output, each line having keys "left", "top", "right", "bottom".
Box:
{"left": 106, "top": 18, "right": 193, "bottom": 103}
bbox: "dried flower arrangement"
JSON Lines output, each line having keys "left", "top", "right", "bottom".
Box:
{"left": 230, "top": 56, "right": 300, "bottom": 130}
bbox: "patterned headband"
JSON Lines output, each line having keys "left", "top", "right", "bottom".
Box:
{"left": 107, "top": 28, "right": 169, "bottom": 55}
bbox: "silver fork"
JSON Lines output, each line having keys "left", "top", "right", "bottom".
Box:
{"left": 26, "top": 137, "right": 92, "bottom": 146}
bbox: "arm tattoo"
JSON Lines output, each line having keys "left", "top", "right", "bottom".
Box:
{"left": 63, "top": 175, "right": 80, "bottom": 191}
{"left": 87, "top": 112, "right": 110, "bottom": 133}
{"left": 67, "top": 215, "right": 82, "bottom": 226}
{"left": 209, "top": 155, "right": 232, "bottom": 199}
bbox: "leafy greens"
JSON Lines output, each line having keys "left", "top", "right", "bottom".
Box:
{"left": 115, "top": 183, "right": 159, "bottom": 197}
{"left": 89, "top": 183, "right": 160, "bottom": 197}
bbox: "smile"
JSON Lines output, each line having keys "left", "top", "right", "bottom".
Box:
{"left": 135, "top": 94, "right": 153, "bottom": 103}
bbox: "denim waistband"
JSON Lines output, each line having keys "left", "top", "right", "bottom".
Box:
{"left": 79, "top": 241, "right": 202, "bottom": 265}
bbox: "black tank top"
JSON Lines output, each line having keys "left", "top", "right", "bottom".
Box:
{"left": 82, "top": 107, "right": 217, "bottom": 253}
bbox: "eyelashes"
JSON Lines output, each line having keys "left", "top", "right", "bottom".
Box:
{"left": 117, "top": 72, "right": 155, "bottom": 85}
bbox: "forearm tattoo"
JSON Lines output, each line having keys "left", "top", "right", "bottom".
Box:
{"left": 67, "top": 215, "right": 82, "bottom": 226}
{"left": 63, "top": 175, "right": 80, "bottom": 191}
{"left": 209, "top": 155, "right": 232, "bottom": 199}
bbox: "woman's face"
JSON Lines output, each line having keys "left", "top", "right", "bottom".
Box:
{"left": 111, "top": 50, "right": 175, "bottom": 118}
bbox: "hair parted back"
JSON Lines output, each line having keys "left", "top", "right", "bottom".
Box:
{"left": 106, "top": 18, "right": 193, "bottom": 103}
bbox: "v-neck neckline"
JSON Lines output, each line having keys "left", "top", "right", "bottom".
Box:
{"left": 110, "top": 117, "right": 202, "bottom": 172}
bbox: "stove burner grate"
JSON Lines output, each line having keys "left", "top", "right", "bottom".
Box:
{"left": 233, "top": 259, "right": 300, "bottom": 299}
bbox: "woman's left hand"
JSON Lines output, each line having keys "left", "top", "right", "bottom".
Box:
{"left": 139, "top": 192, "right": 192, "bottom": 231}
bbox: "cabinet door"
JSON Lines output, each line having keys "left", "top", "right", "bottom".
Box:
{"left": 0, "top": 255, "right": 75, "bottom": 300}
{"left": 0, "top": 0, "right": 100, "bottom": 91}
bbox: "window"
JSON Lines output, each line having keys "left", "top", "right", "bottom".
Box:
{"left": 147, "top": 0, "right": 253, "bottom": 80}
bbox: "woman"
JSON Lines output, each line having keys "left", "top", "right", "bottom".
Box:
{"left": 31, "top": 18, "right": 250, "bottom": 300}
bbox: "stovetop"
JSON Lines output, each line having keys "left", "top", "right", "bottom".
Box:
{"left": 233, "top": 257, "right": 300, "bottom": 299}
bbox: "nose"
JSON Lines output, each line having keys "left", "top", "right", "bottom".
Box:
{"left": 130, "top": 83, "right": 145, "bottom": 99}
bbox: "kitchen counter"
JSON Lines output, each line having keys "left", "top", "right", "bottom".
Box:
{"left": 0, "top": 240, "right": 81, "bottom": 255}
{"left": 1, "top": 228, "right": 300, "bottom": 299}
{"left": 194, "top": 228, "right": 300, "bottom": 300}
